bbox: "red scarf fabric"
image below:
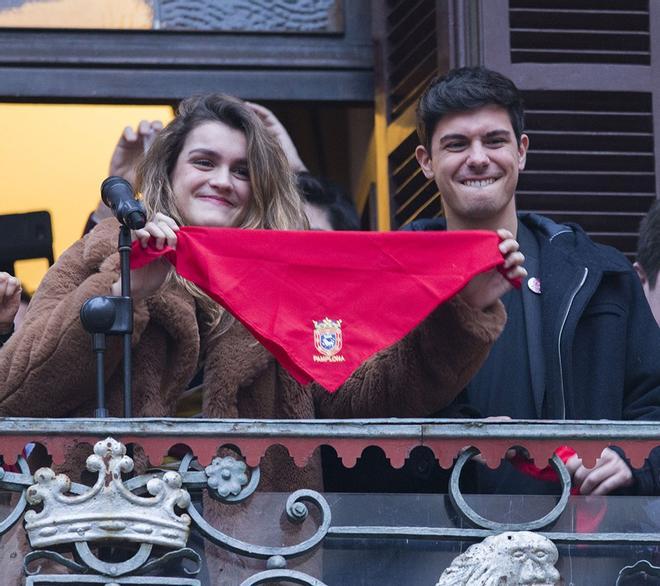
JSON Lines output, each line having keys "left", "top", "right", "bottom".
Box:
{"left": 131, "top": 227, "right": 508, "bottom": 392}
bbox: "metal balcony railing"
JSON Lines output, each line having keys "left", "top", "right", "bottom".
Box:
{"left": 0, "top": 418, "right": 659, "bottom": 585}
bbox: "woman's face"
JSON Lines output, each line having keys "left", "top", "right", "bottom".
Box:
{"left": 170, "top": 120, "right": 252, "bottom": 227}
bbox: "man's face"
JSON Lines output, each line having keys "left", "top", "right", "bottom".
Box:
{"left": 415, "top": 105, "right": 528, "bottom": 229}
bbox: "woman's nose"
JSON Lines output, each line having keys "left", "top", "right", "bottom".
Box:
{"left": 209, "top": 165, "right": 231, "bottom": 189}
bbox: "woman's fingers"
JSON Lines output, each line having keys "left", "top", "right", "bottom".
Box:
{"left": 133, "top": 213, "right": 179, "bottom": 249}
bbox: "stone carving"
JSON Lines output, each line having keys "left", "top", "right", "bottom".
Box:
{"left": 24, "top": 437, "right": 191, "bottom": 549}
{"left": 436, "top": 531, "right": 560, "bottom": 586}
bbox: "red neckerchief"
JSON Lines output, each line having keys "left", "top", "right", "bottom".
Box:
{"left": 131, "top": 227, "right": 512, "bottom": 392}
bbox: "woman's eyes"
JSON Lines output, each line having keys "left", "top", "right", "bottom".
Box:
{"left": 233, "top": 166, "right": 250, "bottom": 179}
{"left": 192, "top": 158, "right": 214, "bottom": 168}
{"left": 190, "top": 159, "right": 249, "bottom": 178}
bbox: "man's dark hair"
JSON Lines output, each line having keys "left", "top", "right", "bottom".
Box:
{"left": 297, "top": 173, "right": 360, "bottom": 230}
{"left": 637, "top": 199, "right": 660, "bottom": 289}
{"left": 416, "top": 66, "right": 525, "bottom": 151}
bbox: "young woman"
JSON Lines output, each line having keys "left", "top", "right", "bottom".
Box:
{"left": 0, "top": 94, "right": 521, "bottom": 582}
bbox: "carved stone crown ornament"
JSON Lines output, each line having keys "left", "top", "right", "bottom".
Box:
{"left": 24, "top": 437, "right": 192, "bottom": 549}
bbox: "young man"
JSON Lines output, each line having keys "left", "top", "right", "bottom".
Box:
{"left": 635, "top": 199, "right": 660, "bottom": 326}
{"left": 410, "top": 66, "right": 660, "bottom": 496}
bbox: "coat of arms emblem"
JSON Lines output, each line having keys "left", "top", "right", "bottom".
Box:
{"left": 313, "top": 317, "right": 343, "bottom": 360}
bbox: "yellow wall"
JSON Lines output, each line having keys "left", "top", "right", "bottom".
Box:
{"left": 0, "top": 103, "right": 174, "bottom": 292}
{"left": 0, "top": 0, "right": 153, "bottom": 29}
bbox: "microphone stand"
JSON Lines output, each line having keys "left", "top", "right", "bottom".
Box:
{"left": 80, "top": 223, "right": 140, "bottom": 419}
{"left": 118, "top": 225, "right": 133, "bottom": 417}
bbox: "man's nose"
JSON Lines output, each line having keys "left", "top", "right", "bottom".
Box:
{"left": 466, "top": 142, "right": 489, "bottom": 168}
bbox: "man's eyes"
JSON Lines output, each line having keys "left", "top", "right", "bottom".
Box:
{"left": 443, "top": 137, "right": 508, "bottom": 151}
{"left": 445, "top": 142, "right": 467, "bottom": 151}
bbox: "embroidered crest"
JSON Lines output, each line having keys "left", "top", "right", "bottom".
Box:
{"left": 313, "top": 317, "right": 345, "bottom": 363}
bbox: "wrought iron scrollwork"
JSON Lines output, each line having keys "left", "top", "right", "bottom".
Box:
{"left": 0, "top": 455, "right": 31, "bottom": 536}
{"left": 239, "top": 569, "right": 330, "bottom": 585}
{"left": 616, "top": 559, "right": 660, "bottom": 584}
{"left": 449, "top": 446, "right": 571, "bottom": 531}
{"left": 188, "top": 488, "right": 331, "bottom": 559}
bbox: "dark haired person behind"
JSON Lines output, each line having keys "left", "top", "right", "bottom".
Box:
{"left": 408, "top": 66, "right": 660, "bottom": 496}
{"left": 297, "top": 172, "right": 360, "bottom": 231}
{"left": 635, "top": 199, "right": 660, "bottom": 326}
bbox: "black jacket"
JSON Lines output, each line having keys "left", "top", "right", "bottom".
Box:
{"left": 407, "top": 212, "right": 660, "bottom": 493}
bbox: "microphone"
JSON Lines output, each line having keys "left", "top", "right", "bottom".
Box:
{"left": 100, "top": 176, "right": 147, "bottom": 230}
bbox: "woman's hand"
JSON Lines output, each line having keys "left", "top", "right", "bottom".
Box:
{"left": 0, "top": 272, "right": 21, "bottom": 334}
{"left": 461, "top": 229, "right": 527, "bottom": 310}
{"left": 112, "top": 213, "right": 179, "bottom": 300}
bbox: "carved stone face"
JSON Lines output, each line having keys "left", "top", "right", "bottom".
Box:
{"left": 436, "top": 531, "right": 561, "bottom": 586}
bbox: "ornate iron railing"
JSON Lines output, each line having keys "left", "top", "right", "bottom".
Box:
{"left": 0, "top": 418, "right": 659, "bottom": 585}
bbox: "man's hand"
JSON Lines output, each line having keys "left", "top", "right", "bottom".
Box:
{"left": 93, "top": 121, "right": 165, "bottom": 223}
{"left": 0, "top": 272, "right": 21, "bottom": 334}
{"left": 461, "top": 229, "right": 527, "bottom": 310}
{"left": 565, "top": 447, "right": 634, "bottom": 495}
{"left": 245, "top": 102, "right": 308, "bottom": 173}
{"left": 109, "top": 120, "right": 163, "bottom": 184}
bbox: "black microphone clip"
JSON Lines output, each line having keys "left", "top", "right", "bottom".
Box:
{"left": 100, "top": 176, "right": 147, "bottom": 230}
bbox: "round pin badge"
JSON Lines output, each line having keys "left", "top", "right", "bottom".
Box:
{"left": 527, "top": 277, "right": 541, "bottom": 294}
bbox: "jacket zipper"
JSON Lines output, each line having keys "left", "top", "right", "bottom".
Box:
{"left": 557, "top": 266, "right": 588, "bottom": 419}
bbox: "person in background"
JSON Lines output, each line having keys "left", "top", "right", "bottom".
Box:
{"left": 83, "top": 120, "right": 164, "bottom": 234}
{"left": 0, "top": 272, "right": 21, "bottom": 348}
{"left": 410, "top": 66, "right": 660, "bottom": 496}
{"left": 634, "top": 199, "right": 660, "bottom": 326}
{"left": 296, "top": 172, "right": 360, "bottom": 230}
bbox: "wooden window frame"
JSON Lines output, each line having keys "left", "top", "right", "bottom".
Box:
{"left": 0, "top": 1, "right": 374, "bottom": 103}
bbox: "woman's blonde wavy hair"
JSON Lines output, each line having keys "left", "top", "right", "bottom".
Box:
{"left": 135, "top": 93, "right": 307, "bottom": 334}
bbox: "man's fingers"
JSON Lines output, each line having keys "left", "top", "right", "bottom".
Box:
{"left": 0, "top": 274, "right": 20, "bottom": 300}
{"left": 137, "top": 119, "right": 152, "bottom": 135}
{"left": 495, "top": 228, "right": 514, "bottom": 241}
{"left": 245, "top": 101, "right": 271, "bottom": 120}
{"left": 577, "top": 463, "right": 614, "bottom": 495}
{"left": 5, "top": 277, "right": 20, "bottom": 298}
{"left": 589, "top": 469, "right": 633, "bottom": 496}
{"left": 503, "top": 250, "right": 525, "bottom": 269}
{"left": 121, "top": 125, "right": 138, "bottom": 144}
{"left": 569, "top": 448, "right": 634, "bottom": 495}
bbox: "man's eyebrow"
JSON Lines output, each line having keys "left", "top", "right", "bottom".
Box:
{"left": 438, "top": 133, "right": 467, "bottom": 144}
{"left": 485, "top": 129, "right": 512, "bottom": 138}
{"left": 438, "top": 129, "right": 512, "bottom": 143}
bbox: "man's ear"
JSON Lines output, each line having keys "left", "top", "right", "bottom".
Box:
{"left": 415, "top": 145, "right": 434, "bottom": 179}
{"left": 518, "top": 134, "right": 529, "bottom": 171}
{"left": 634, "top": 261, "right": 648, "bottom": 285}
